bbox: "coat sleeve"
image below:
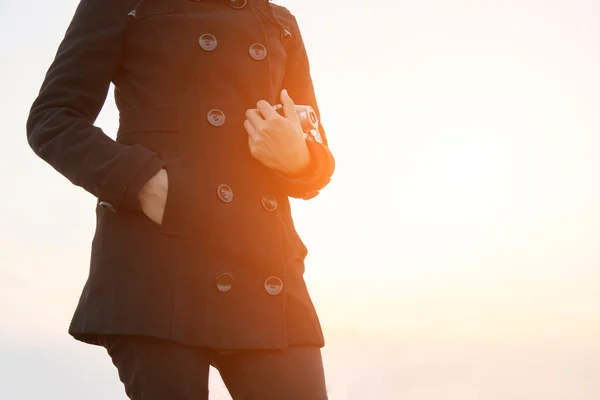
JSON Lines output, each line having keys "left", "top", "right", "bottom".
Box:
{"left": 26, "top": 0, "right": 165, "bottom": 213}
{"left": 272, "top": 14, "right": 335, "bottom": 200}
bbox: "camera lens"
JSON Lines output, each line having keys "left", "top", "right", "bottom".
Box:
{"left": 308, "top": 109, "right": 318, "bottom": 127}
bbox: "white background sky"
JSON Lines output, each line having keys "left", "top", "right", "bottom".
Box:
{"left": 1, "top": 0, "right": 599, "bottom": 398}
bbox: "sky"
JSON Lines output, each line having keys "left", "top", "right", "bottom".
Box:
{"left": 1, "top": 0, "right": 600, "bottom": 398}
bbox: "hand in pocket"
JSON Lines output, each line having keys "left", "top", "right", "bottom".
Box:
{"left": 137, "top": 168, "right": 169, "bottom": 225}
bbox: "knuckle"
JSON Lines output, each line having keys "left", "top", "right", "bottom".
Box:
{"left": 250, "top": 146, "right": 261, "bottom": 156}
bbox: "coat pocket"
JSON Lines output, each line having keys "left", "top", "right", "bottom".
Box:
{"left": 158, "top": 155, "right": 189, "bottom": 237}
{"left": 118, "top": 106, "right": 180, "bottom": 134}
{"left": 117, "top": 106, "right": 181, "bottom": 155}
{"left": 116, "top": 106, "right": 188, "bottom": 236}
{"left": 128, "top": 0, "right": 183, "bottom": 20}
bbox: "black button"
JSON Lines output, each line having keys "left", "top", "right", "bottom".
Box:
{"left": 216, "top": 273, "right": 234, "bottom": 292}
{"left": 249, "top": 43, "right": 267, "bottom": 61}
{"left": 262, "top": 195, "right": 278, "bottom": 212}
{"left": 217, "top": 184, "right": 233, "bottom": 203}
{"left": 99, "top": 201, "right": 117, "bottom": 212}
{"left": 207, "top": 109, "right": 225, "bottom": 127}
{"left": 199, "top": 33, "right": 218, "bottom": 51}
{"left": 264, "top": 277, "right": 283, "bottom": 296}
{"left": 229, "top": 0, "right": 247, "bottom": 9}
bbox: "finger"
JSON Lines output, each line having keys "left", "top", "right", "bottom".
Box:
{"left": 245, "top": 109, "right": 265, "bottom": 130}
{"left": 248, "top": 135, "right": 263, "bottom": 160}
{"left": 256, "top": 100, "right": 279, "bottom": 120}
{"left": 243, "top": 119, "right": 261, "bottom": 142}
{"left": 281, "top": 89, "right": 298, "bottom": 122}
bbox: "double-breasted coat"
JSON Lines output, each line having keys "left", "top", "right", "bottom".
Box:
{"left": 26, "top": 0, "right": 335, "bottom": 351}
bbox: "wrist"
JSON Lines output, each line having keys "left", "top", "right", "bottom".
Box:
{"left": 138, "top": 168, "right": 168, "bottom": 198}
{"left": 123, "top": 156, "right": 166, "bottom": 212}
{"left": 284, "top": 141, "right": 312, "bottom": 178}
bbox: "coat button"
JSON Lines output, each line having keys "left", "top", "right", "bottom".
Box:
{"left": 217, "top": 184, "right": 233, "bottom": 203}
{"left": 249, "top": 43, "right": 267, "bottom": 61}
{"left": 216, "top": 273, "right": 234, "bottom": 292}
{"left": 229, "top": 0, "right": 247, "bottom": 9}
{"left": 99, "top": 201, "right": 117, "bottom": 212}
{"left": 207, "top": 109, "right": 225, "bottom": 127}
{"left": 264, "top": 277, "right": 283, "bottom": 296}
{"left": 199, "top": 33, "right": 218, "bottom": 51}
{"left": 261, "top": 195, "right": 278, "bottom": 212}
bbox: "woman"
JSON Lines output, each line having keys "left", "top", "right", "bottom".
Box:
{"left": 26, "top": 0, "right": 335, "bottom": 398}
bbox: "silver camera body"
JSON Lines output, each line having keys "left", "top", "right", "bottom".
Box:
{"left": 272, "top": 104, "right": 323, "bottom": 144}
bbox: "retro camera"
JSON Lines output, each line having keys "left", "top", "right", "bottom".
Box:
{"left": 272, "top": 104, "right": 319, "bottom": 133}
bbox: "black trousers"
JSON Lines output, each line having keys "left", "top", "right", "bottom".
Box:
{"left": 98, "top": 335, "right": 329, "bottom": 399}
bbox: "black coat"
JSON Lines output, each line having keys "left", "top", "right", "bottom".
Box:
{"left": 26, "top": 0, "right": 335, "bottom": 351}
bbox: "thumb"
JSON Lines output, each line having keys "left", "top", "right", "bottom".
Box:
{"left": 281, "top": 89, "right": 298, "bottom": 121}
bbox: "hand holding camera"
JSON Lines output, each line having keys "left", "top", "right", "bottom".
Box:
{"left": 244, "top": 89, "right": 313, "bottom": 177}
